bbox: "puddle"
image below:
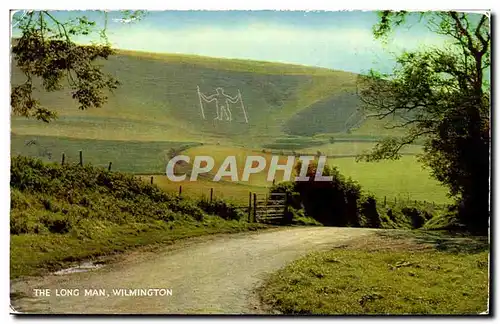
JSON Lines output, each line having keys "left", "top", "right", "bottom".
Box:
{"left": 53, "top": 261, "right": 104, "bottom": 275}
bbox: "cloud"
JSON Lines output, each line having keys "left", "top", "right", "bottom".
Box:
{"left": 84, "top": 21, "right": 452, "bottom": 73}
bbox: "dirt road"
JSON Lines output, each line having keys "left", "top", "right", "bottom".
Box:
{"left": 11, "top": 227, "right": 375, "bottom": 314}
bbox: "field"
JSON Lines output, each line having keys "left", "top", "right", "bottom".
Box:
{"left": 170, "top": 145, "right": 450, "bottom": 204}
{"left": 143, "top": 176, "right": 267, "bottom": 206}
{"left": 328, "top": 156, "right": 450, "bottom": 203}
{"left": 259, "top": 231, "right": 489, "bottom": 314}
{"left": 11, "top": 132, "right": 451, "bottom": 205}
{"left": 11, "top": 50, "right": 451, "bottom": 207}
{"left": 11, "top": 133, "right": 200, "bottom": 174}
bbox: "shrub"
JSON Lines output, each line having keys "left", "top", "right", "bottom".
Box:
{"left": 41, "top": 197, "right": 61, "bottom": 212}
{"left": 9, "top": 156, "right": 250, "bottom": 231}
{"left": 293, "top": 162, "right": 362, "bottom": 226}
{"left": 10, "top": 211, "right": 47, "bottom": 234}
{"left": 40, "top": 213, "right": 72, "bottom": 234}
{"left": 10, "top": 189, "right": 30, "bottom": 209}
{"left": 270, "top": 163, "right": 366, "bottom": 227}
{"left": 401, "top": 207, "right": 427, "bottom": 229}
{"left": 269, "top": 182, "right": 301, "bottom": 210}
{"left": 288, "top": 207, "right": 322, "bottom": 226}
{"left": 358, "top": 195, "right": 381, "bottom": 228}
{"left": 197, "top": 198, "right": 242, "bottom": 221}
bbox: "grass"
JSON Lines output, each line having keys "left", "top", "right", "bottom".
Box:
{"left": 11, "top": 133, "right": 200, "bottom": 174}
{"left": 182, "top": 145, "right": 292, "bottom": 186}
{"left": 259, "top": 230, "right": 489, "bottom": 315}
{"left": 181, "top": 146, "right": 449, "bottom": 204}
{"left": 11, "top": 49, "right": 378, "bottom": 147}
{"left": 117, "top": 49, "right": 352, "bottom": 76}
{"left": 11, "top": 216, "right": 264, "bottom": 279}
{"left": 262, "top": 136, "right": 330, "bottom": 150}
{"left": 140, "top": 175, "right": 268, "bottom": 206}
{"left": 283, "top": 91, "right": 361, "bottom": 136}
{"left": 10, "top": 156, "right": 267, "bottom": 279}
{"left": 11, "top": 131, "right": 449, "bottom": 205}
{"left": 328, "top": 156, "right": 451, "bottom": 204}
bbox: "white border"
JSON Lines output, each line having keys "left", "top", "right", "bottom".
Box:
{"left": 1, "top": 1, "right": 497, "bottom": 323}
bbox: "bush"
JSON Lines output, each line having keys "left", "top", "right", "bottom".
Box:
{"left": 401, "top": 207, "right": 427, "bottom": 229}
{"left": 197, "top": 198, "right": 242, "bottom": 221}
{"left": 358, "top": 195, "right": 381, "bottom": 228}
{"left": 270, "top": 163, "right": 366, "bottom": 227}
{"left": 9, "top": 156, "right": 246, "bottom": 228}
{"left": 40, "top": 213, "right": 72, "bottom": 234}
{"left": 269, "top": 182, "right": 301, "bottom": 210}
{"left": 10, "top": 188, "right": 30, "bottom": 210}
{"left": 288, "top": 207, "right": 322, "bottom": 226}
{"left": 293, "top": 162, "right": 362, "bottom": 227}
{"left": 10, "top": 211, "right": 47, "bottom": 235}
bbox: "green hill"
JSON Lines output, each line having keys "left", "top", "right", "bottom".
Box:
{"left": 10, "top": 155, "right": 264, "bottom": 278}
{"left": 10, "top": 49, "right": 450, "bottom": 212}
{"left": 11, "top": 50, "right": 364, "bottom": 146}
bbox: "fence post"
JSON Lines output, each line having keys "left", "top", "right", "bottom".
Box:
{"left": 150, "top": 176, "right": 153, "bottom": 184}
{"left": 179, "top": 185, "right": 182, "bottom": 197}
{"left": 253, "top": 193, "right": 257, "bottom": 223}
{"left": 394, "top": 197, "right": 397, "bottom": 205}
{"left": 210, "top": 188, "right": 213, "bottom": 202}
{"left": 248, "top": 192, "right": 252, "bottom": 222}
{"left": 108, "top": 162, "right": 112, "bottom": 172}
{"left": 79, "top": 150, "right": 83, "bottom": 166}
{"left": 61, "top": 153, "right": 65, "bottom": 165}
{"left": 384, "top": 196, "right": 386, "bottom": 206}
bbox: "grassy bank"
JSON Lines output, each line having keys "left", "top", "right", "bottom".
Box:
{"left": 10, "top": 156, "right": 267, "bottom": 279}
{"left": 11, "top": 133, "right": 200, "bottom": 174}
{"left": 259, "top": 231, "right": 489, "bottom": 315}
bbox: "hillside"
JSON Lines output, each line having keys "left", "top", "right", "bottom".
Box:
{"left": 10, "top": 49, "right": 448, "bottom": 205}
{"left": 10, "top": 156, "right": 264, "bottom": 278}
{"left": 11, "top": 50, "right": 364, "bottom": 146}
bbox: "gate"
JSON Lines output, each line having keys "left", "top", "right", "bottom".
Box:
{"left": 250, "top": 192, "right": 287, "bottom": 224}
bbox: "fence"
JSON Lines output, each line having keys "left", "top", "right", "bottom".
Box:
{"left": 56, "top": 151, "right": 445, "bottom": 218}
{"left": 251, "top": 192, "right": 288, "bottom": 224}
{"left": 381, "top": 195, "right": 445, "bottom": 209}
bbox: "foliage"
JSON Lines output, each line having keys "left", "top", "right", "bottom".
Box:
{"left": 269, "top": 168, "right": 447, "bottom": 230}
{"left": 293, "top": 160, "right": 363, "bottom": 226}
{"left": 269, "top": 161, "right": 363, "bottom": 227}
{"left": 10, "top": 155, "right": 266, "bottom": 278}
{"left": 197, "top": 198, "right": 243, "bottom": 221}
{"left": 358, "top": 11, "right": 490, "bottom": 233}
{"left": 357, "top": 195, "right": 381, "bottom": 228}
{"left": 287, "top": 207, "right": 322, "bottom": 226}
{"left": 11, "top": 10, "right": 145, "bottom": 121}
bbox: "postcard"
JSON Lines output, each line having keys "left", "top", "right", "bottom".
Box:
{"left": 9, "top": 9, "right": 490, "bottom": 315}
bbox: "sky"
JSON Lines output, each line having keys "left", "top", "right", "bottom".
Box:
{"left": 12, "top": 10, "right": 453, "bottom": 74}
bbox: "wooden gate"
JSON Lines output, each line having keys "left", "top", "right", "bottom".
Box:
{"left": 250, "top": 192, "right": 287, "bottom": 224}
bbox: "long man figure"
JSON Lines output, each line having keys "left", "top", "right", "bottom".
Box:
{"left": 197, "top": 87, "right": 241, "bottom": 122}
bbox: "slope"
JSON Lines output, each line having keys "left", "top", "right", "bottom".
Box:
{"left": 11, "top": 49, "right": 361, "bottom": 146}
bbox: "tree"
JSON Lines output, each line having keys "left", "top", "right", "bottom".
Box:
{"left": 11, "top": 10, "right": 145, "bottom": 122}
{"left": 357, "top": 11, "right": 490, "bottom": 233}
